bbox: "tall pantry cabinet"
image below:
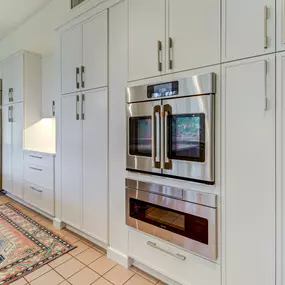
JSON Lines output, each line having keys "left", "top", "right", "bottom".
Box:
{"left": 1, "top": 51, "right": 42, "bottom": 199}
{"left": 60, "top": 10, "right": 108, "bottom": 243}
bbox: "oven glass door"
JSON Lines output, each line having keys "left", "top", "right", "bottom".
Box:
{"left": 129, "top": 197, "right": 209, "bottom": 244}
{"left": 162, "top": 95, "right": 215, "bottom": 183}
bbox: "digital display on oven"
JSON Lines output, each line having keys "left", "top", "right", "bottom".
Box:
{"left": 147, "top": 81, "right": 179, "bottom": 98}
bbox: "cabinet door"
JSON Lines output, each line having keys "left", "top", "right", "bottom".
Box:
{"left": 222, "top": 0, "right": 275, "bottom": 61}
{"left": 128, "top": 0, "right": 166, "bottom": 81}
{"left": 12, "top": 103, "right": 24, "bottom": 199}
{"left": 61, "top": 94, "right": 82, "bottom": 229}
{"left": 168, "top": 0, "right": 220, "bottom": 73}
{"left": 223, "top": 56, "right": 275, "bottom": 285}
{"left": 277, "top": 0, "right": 285, "bottom": 51}
{"left": 82, "top": 89, "right": 108, "bottom": 243}
{"left": 2, "top": 106, "right": 13, "bottom": 193}
{"left": 82, "top": 10, "right": 108, "bottom": 90}
{"left": 61, "top": 25, "right": 82, "bottom": 95}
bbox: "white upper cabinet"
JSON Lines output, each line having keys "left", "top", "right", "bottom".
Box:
{"left": 168, "top": 0, "right": 220, "bottom": 73}
{"left": 61, "top": 25, "right": 82, "bottom": 95}
{"left": 223, "top": 55, "right": 275, "bottom": 285}
{"left": 277, "top": 0, "right": 285, "bottom": 51}
{"left": 128, "top": 0, "right": 166, "bottom": 81}
{"left": 82, "top": 10, "right": 108, "bottom": 90}
{"left": 61, "top": 10, "right": 108, "bottom": 95}
{"left": 222, "top": 0, "right": 275, "bottom": 61}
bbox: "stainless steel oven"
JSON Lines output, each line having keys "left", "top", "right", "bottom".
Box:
{"left": 126, "top": 179, "right": 217, "bottom": 261}
{"left": 126, "top": 73, "right": 216, "bottom": 184}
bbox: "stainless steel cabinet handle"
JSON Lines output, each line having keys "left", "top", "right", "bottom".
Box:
{"left": 169, "top": 37, "right": 173, "bottom": 70}
{"left": 76, "top": 95, "right": 80, "bottom": 120}
{"left": 152, "top": 105, "right": 161, "bottom": 168}
{"left": 30, "top": 166, "right": 43, "bottom": 172}
{"left": 8, "top": 106, "right": 11, "bottom": 122}
{"left": 157, "top": 41, "right": 162, "bottom": 72}
{"left": 10, "top": 105, "right": 13, "bottom": 123}
{"left": 76, "top": 67, "right": 80, "bottom": 89}
{"left": 264, "top": 61, "right": 268, "bottom": 111}
{"left": 147, "top": 241, "right": 186, "bottom": 261}
{"left": 264, "top": 6, "right": 268, "bottom": 49}
{"left": 52, "top": 101, "right": 56, "bottom": 117}
{"left": 81, "top": 94, "right": 85, "bottom": 120}
{"left": 81, "top": 66, "right": 85, "bottom": 88}
{"left": 30, "top": 186, "right": 43, "bottom": 193}
{"left": 163, "top": 104, "right": 172, "bottom": 170}
{"left": 29, "top": 155, "right": 42, "bottom": 159}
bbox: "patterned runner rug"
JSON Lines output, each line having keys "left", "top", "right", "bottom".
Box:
{"left": 0, "top": 203, "right": 75, "bottom": 284}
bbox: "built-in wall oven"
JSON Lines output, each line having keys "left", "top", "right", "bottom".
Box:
{"left": 126, "top": 73, "right": 216, "bottom": 184}
{"left": 126, "top": 179, "right": 217, "bottom": 261}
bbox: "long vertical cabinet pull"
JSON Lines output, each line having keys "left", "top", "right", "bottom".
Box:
{"left": 264, "top": 6, "right": 269, "bottom": 49}
{"left": 81, "top": 66, "right": 85, "bottom": 88}
{"left": 264, "top": 61, "right": 268, "bottom": 111}
{"left": 169, "top": 38, "right": 173, "bottom": 70}
{"left": 10, "top": 106, "right": 13, "bottom": 123}
{"left": 8, "top": 106, "right": 11, "bottom": 122}
{"left": 76, "top": 95, "right": 80, "bottom": 120}
{"left": 81, "top": 94, "right": 85, "bottom": 120}
{"left": 76, "top": 67, "right": 80, "bottom": 89}
{"left": 157, "top": 41, "right": 162, "bottom": 72}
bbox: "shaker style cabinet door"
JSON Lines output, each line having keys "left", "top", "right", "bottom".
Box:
{"left": 61, "top": 25, "right": 82, "bottom": 95}
{"left": 167, "top": 0, "right": 220, "bottom": 73}
{"left": 12, "top": 103, "right": 24, "bottom": 199}
{"left": 222, "top": 0, "right": 275, "bottom": 61}
{"left": 82, "top": 89, "right": 108, "bottom": 243}
{"left": 2, "top": 105, "right": 13, "bottom": 193}
{"left": 128, "top": 0, "right": 166, "bottom": 81}
{"left": 61, "top": 94, "right": 82, "bottom": 229}
{"left": 82, "top": 10, "right": 108, "bottom": 90}
{"left": 222, "top": 56, "right": 275, "bottom": 285}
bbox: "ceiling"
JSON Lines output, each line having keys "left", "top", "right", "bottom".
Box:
{"left": 0, "top": 0, "right": 52, "bottom": 40}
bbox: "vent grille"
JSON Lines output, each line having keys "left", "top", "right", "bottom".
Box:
{"left": 71, "top": 0, "right": 85, "bottom": 9}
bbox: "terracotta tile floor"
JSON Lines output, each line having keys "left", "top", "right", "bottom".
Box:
{"left": 0, "top": 194, "right": 166, "bottom": 285}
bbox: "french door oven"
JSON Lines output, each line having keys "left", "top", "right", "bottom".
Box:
{"left": 126, "top": 73, "right": 216, "bottom": 184}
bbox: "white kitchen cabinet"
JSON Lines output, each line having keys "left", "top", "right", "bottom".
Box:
{"left": 277, "top": 0, "right": 285, "bottom": 51}
{"left": 61, "top": 10, "right": 108, "bottom": 95}
{"left": 128, "top": 0, "right": 165, "bottom": 81}
{"left": 222, "top": 0, "right": 275, "bottom": 61}
{"left": 61, "top": 25, "right": 82, "bottom": 95}
{"left": 61, "top": 94, "right": 82, "bottom": 229}
{"left": 82, "top": 10, "right": 108, "bottom": 90}
{"left": 61, "top": 89, "right": 108, "bottom": 242}
{"left": 2, "top": 105, "right": 13, "bottom": 194}
{"left": 167, "top": 0, "right": 220, "bottom": 73}
{"left": 82, "top": 89, "right": 108, "bottom": 242}
{"left": 222, "top": 55, "right": 275, "bottom": 285}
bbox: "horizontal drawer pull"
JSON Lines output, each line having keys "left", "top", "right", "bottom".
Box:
{"left": 29, "top": 167, "right": 43, "bottom": 172}
{"left": 30, "top": 186, "right": 43, "bottom": 193}
{"left": 147, "top": 241, "right": 186, "bottom": 261}
{"left": 29, "top": 155, "right": 43, "bottom": 159}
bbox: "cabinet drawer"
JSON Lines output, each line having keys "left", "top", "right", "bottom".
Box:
{"left": 24, "top": 151, "right": 54, "bottom": 168}
{"left": 24, "top": 163, "right": 54, "bottom": 190}
{"left": 24, "top": 183, "right": 54, "bottom": 216}
{"left": 128, "top": 229, "right": 220, "bottom": 285}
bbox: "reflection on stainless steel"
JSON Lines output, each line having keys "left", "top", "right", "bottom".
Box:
{"left": 126, "top": 73, "right": 216, "bottom": 184}
{"left": 126, "top": 179, "right": 218, "bottom": 261}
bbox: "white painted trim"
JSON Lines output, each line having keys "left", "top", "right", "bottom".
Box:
{"left": 53, "top": 218, "right": 65, "bottom": 230}
{"left": 107, "top": 247, "right": 132, "bottom": 268}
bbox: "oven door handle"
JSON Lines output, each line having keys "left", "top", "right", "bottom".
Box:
{"left": 152, "top": 105, "right": 161, "bottom": 169}
{"left": 163, "top": 104, "right": 172, "bottom": 170}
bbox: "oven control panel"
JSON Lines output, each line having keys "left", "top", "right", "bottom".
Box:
{"left": 147, "top": 81, "right": 179, "bottom": 98}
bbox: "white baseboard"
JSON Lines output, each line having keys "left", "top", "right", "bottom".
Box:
{"left": 53, "top": 218, "right": 66, "bottom": 229}
{"left": 107, "top": 247, "right": 133, "bottom": 268}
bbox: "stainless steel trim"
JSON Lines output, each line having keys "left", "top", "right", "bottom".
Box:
{"left": 81, "top": 94, "right": 85, "bottom": 120}
{"left": 29, "top": 167, "right": 43, "bottom": 172}
{"left": 162, "top": 104, "right": 172, "bottom": 170}
{"left": 76, "top": 67, "right": 80, "bottom": 89}
{"left": 147, "top": 241, "right": 186, "bottom": 261}
{"left": 264, "top": 6, "right": 268, "bottom": 49}
{"left": 30, "top": 186, "right": 43, "bottom": 193}
{"left": 169, "top": 37, "right": 173, "bottom": 70}
{"left": 29, "top": 155, "right": 43, "bottom": 159}
{"left": 264, "top": 61, "right": 268, "bottom": 111}
{"left": 81, "top": 66, "right": 85, "bottom": 88}
{"left": 76, "top": 95, "right": 80, "bottom": 120}
{"left": 157, "top": 41, "right": 162, "bottom": 72}
{"left": 126, "top": 179, "right": 217, "bottom": 208}
{"left": 126, "top": 73, "right": 216, "bottom": 103}
{"left": 126, "top": 186, "right": 218, "bottom": 260}
{"left": 152, "top": 105, "right": 161, "bottom": 168}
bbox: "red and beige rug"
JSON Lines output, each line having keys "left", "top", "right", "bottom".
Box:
{"left": 0, "top": 203, "right": 75, "bottom": 284}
